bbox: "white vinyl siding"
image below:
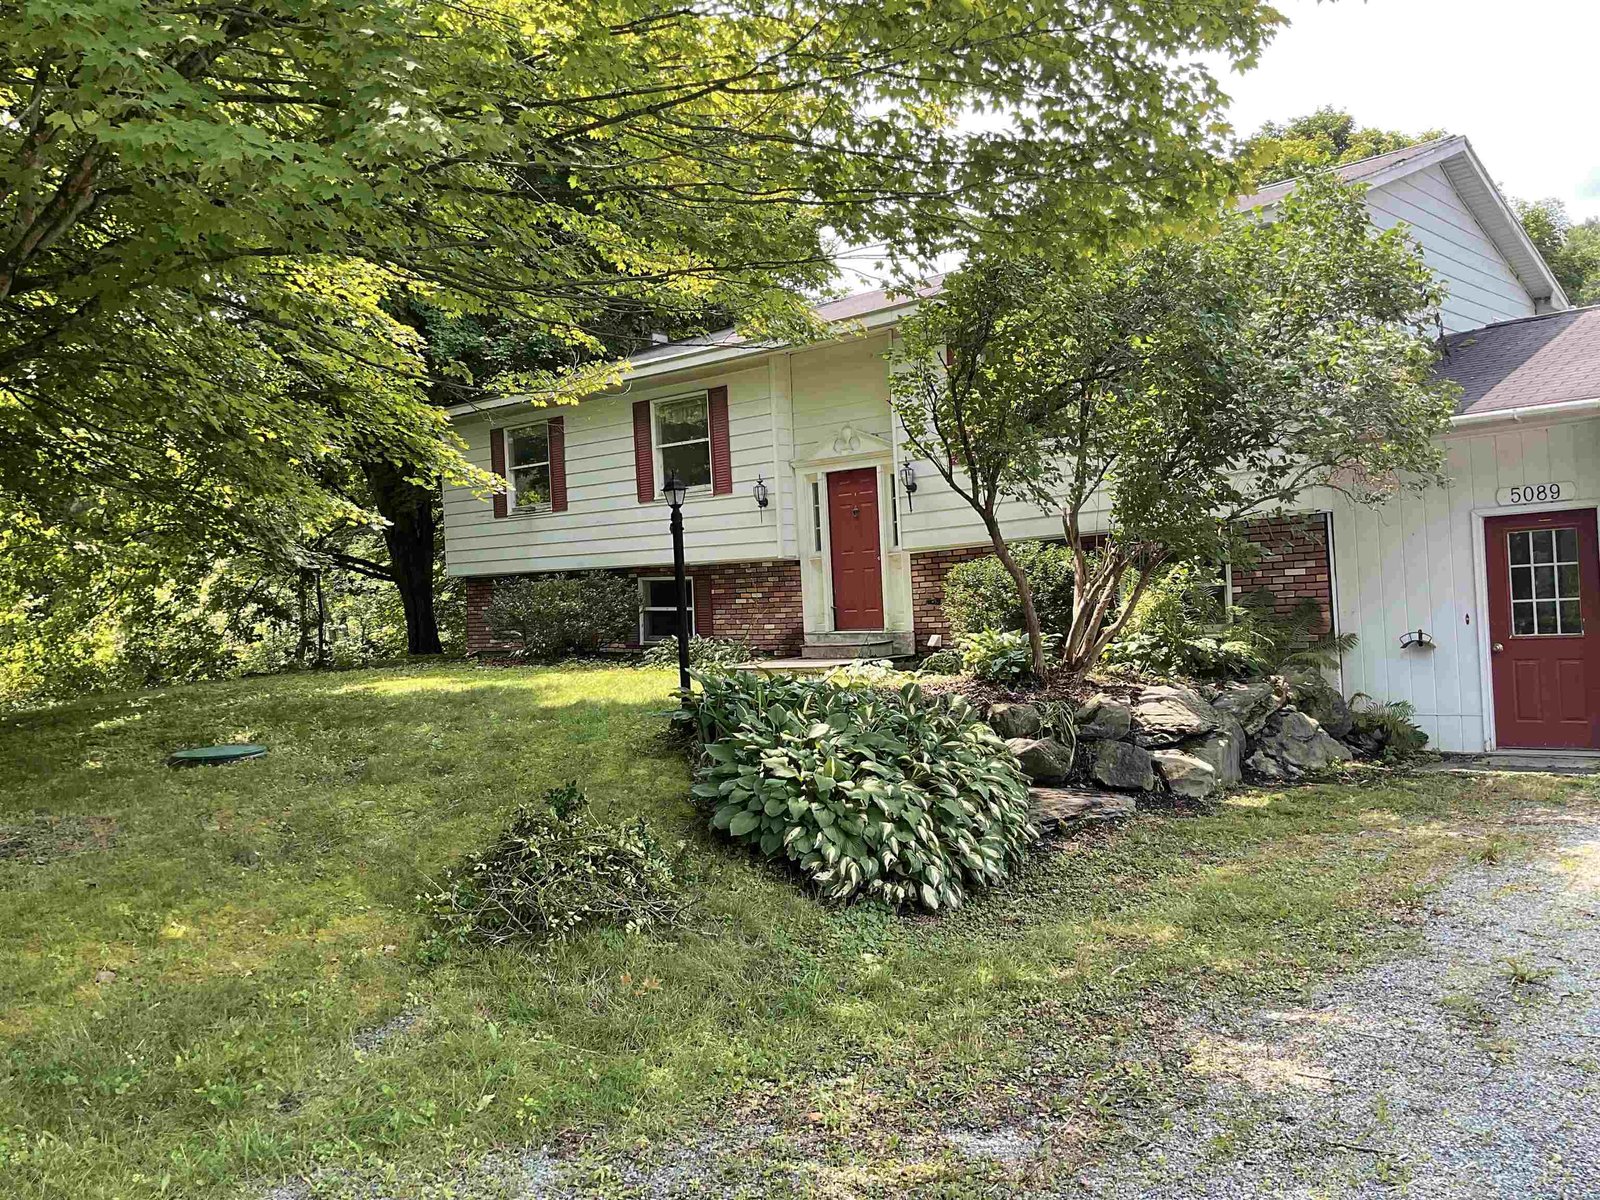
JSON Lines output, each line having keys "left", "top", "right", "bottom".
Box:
{"left": 1364, "top": 164, "right": 1536, "bottom": 333}
{"left": 1330, "top": 415, "right": 1600, "bottom": 753}
{"left": 442, "top": 366, "right": 779, "bottom": 575}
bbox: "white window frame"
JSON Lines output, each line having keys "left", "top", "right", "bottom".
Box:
{"left": 639, "top": 576, "right": 696, "bottom": 643}
{"left": 503, "top": 419, "right": 553, "bottom": 515}
{"left": 652, "top": 391, "right": 713, "bottom": 496}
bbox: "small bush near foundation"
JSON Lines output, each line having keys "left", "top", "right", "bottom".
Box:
{"left": 686, "top": 671, "right": 1036, "bottom": 912}
{"left": 485, "top": 574, "right": 638, "bottom": 659}
{"left": 423, "top": 783, "right": 691, "bottom": 947}
{"left": 958, "top": 628, "right": 1042, "bottom": 682}
{"left": 944, "top": 541, "right": 1076, "bottom": 637}
{"left": 918, "top": 648, "right": 964, "bottom": 674}
{"left": 642, "top": 636, "right": 753, "bottom": 671}
{"left": 1347, "top": 695, "right": 1429, "bottom": 761}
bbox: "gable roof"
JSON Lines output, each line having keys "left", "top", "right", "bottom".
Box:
{"left": 1441, "top": 307, "right": 1600, "bottom": 420}
{"left": 1237, "top": 135, "right": 1569, "bottom": 314}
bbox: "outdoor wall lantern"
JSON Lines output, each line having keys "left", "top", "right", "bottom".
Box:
{"left": 899, "top": 459, "right": 918, "bottom": 511}
{"left": 752, "top": 473, "right": 770, "bottom": 509}
{"left": 662, "top": 471, "right": 691, "bottom": 693}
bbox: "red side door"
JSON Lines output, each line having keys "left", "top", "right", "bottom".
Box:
{"left": 827, "top": 468, "right": 885, "bottom": 630}
{"left": 1485, "top": 508, "right": 1600, "bottom": 749}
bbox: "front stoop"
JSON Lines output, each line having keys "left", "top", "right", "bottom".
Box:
{"left": 800, "top": 630, "right": 914, "bottom": 660}
{"left": 1030, "top": 786, "right": 1136, "bottom": 834}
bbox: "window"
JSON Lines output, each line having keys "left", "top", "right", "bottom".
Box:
{"left": 640, "top": 577, "right": 695, "bottom": 642}
{"left": 654, "top": 394, "right": 712, "bottom": 489}
{"left": 507, "top": 422, "right": 551, "bottom": 512}
{"left": 1508, "top": 528, "right": 1584, "bottom": 635}
{"left": 889, "top": 473, "right": 900, "bottom": 547}
{"left": 811, "top": 480, "right": 823, "bottom": 552}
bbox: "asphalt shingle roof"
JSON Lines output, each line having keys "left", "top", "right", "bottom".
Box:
{"left": 1235, "top": 137, "right": 1460, "bottom": 211}
{"left": 1439, "top": 307, "right": 1600, "bottom": 416}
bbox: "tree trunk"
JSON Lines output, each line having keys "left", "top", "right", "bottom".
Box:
{"left": 363, "top": 458, "right": 444, "bottom": 655}
{"left": 982, "top": 516, "right": 1048, "bottom": 678}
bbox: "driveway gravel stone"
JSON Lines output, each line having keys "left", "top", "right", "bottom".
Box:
{"left": 1071, "top": 808, "right": 1600, "bottom": 1199}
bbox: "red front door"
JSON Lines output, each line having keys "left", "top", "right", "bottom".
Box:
{"left": 827, "top": 467, "right": 885, "bottom": 630}
{"left": 1485, "top": 509, "right": 1600, "bottom": 749}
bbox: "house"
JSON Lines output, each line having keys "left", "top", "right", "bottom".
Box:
{"left": 442, "top": 135, "right": 1600, "bottom": 755}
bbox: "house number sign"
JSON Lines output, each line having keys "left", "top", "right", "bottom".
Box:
{"left": 1496, "top": 481, "right": 1575, "bottom": 506}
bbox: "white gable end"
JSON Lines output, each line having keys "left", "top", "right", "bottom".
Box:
{"left": 1364, "top": 163, "right": 1536, "bottom": 333}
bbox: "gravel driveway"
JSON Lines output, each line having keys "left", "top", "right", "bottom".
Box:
{"left": 1073, "top": 807, "right": 1600, "bottom": 1199}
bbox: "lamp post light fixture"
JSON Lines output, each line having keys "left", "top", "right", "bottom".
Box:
{"left": 752, "top": 473, "right": 770, "bottom": 509}
{"left": 898, "top": 459, "right": 918, "bottom": 512}
{"left": 662, "top": 470, "right": 692, "bottom": 694}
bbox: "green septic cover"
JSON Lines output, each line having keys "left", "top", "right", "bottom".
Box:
{"left": 167, "top": 744, "right": 268, "bottom": 768}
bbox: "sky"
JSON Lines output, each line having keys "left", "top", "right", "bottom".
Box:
{"left": 1216, "top": 0, "right": 1600, "bottom": 220}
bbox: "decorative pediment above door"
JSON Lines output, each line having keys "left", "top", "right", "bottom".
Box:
{"left": 793, "top": 422, "right": 894, "bottom": 470}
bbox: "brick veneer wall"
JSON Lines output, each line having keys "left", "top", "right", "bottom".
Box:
{"left": 909, "top": 544, "right": 996, "bottom": 648}
{"left": 906, "top": 513, "right": 1335, "bottom": 647}
{"left": 1230, "top": 513, "right": 1334, "bottom": 634}
{"left": 463, "top": 559, "right": 806, "bottom": 657}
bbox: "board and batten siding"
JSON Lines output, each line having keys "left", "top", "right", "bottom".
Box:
{"left": 1330, "top": 415, "right": 1600, "bottom": 753}
{"left": 1364, "top": 164, "right": 1535, "bottom": 334}
{"left": 442, "top": 364, "right": 782, "bottom": 576}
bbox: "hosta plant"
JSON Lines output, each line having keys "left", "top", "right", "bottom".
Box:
{"left": 685, "top": 671, "right": 1037, "bottom": 911}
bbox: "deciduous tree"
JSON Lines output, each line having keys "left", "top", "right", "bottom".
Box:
{"left": 892, "top": 178, "right": 1457, "bottom": 679}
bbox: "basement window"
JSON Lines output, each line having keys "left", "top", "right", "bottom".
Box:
{"left": 640, "top": 577, "right": 696, "bottom": 642}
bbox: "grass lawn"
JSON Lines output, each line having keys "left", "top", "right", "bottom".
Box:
{"left": 1, "top": 663, "right": 1593, "bottom": 1199}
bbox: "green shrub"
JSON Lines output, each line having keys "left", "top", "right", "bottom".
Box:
{"left": 422, "top": 783, "right": 691, "bottom": 947}
{"left": 1348, "top": 694, "right": 1429, "bottom": 761}
{"left": 685, "top": 671, "right": 1037, "bottom": 911}
{"left": 485, "top": 573, "right": 638, "bottom": 659}
{"left": 1102, "top": 564, "right": 1356, "bottom": 682}
{"left": 958, "top": 628, "right": 1049, "bottom": 682}
{"left": 944, "top": 541, "right": 1075, "bottom": 637}
{"left": 642, "top": 635, "right": 753, "bottom": 671}
{"left": 918, "top": 648, "right": 964, "bottom": 674}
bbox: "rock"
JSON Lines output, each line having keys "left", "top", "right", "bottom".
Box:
{"left": 1248, "top": 707, "right": 1353, "bottom": 779}
{"left": 1152, "top": 750, "right": 1218, "bottom": 799}
{"left": 1245, "top": 749, "right": 1287, "bottom": 781}
{"left": 1006, "top": 737, "right": 1073, "bottom": 783}
{"left": 1131, "top": 685, "right": 1220, "bottom": 747}
{"left": 1074, "top": 694, "right": 1132, "bottom": 741}
{"left": 987, "top": 701, "right": 1043, "bottom": 740}
{"left": 1182, "top": 714, "right": 1246, "bottom": 787}
{"left": 1211, "top": 679, "right": 1286, "bottom": 735}
{"left": 1090, "top": 739, "right": 1156, "bottom": 791}
{"left": 1297, "top": 687, "right": 1354, "bottom": 739}
{"left": 1030, "top": 786, "right": 1136, "bottom": 832}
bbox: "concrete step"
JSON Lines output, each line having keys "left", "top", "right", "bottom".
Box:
{"left": 800, "top": 640, "right": 895, "bottom": 660}
{"left": 1030, "top": 786, "right": 1136, "bottom": 834}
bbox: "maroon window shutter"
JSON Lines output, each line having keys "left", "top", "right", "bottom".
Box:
{"left": 490, "top": 427, "right": 508, "bottom": 518}
{"left": 632, "top": 400, "right": 654, "bottom": 503}
{"left": 548, "top": 415, "right": 568, "bottom": 512}
{"left": 708, "top": 385, "right": 732, "bottom": 494}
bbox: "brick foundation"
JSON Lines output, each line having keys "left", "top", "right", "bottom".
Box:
{"left": 909, "top": 544, "right": 996, "bottom": 649}
{"left": 906, "top": 513, "right": 1336, "bottom": 646}
{"left": 1230, "top": 513, "right": 1334, "bottom": 634}
{"left": 463, "top": 559, "right": 805, "bottom": 658}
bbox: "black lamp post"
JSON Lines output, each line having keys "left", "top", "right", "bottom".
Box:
{"left": 662, "top": 470, "right": 691, "bottom": 694}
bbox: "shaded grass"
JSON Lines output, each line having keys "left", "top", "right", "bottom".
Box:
{"left": 0, "top": 663, "right": 1592, "bottom": 1198}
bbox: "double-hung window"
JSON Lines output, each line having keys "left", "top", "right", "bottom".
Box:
{"left": 654, "top": 395, "right": 712, "bottom": 490}
{"left": 640, "top": 578, "right": 695, "bottom": 642}
{"left": 507, "top": 422, "right": 552, "bottom": 512}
